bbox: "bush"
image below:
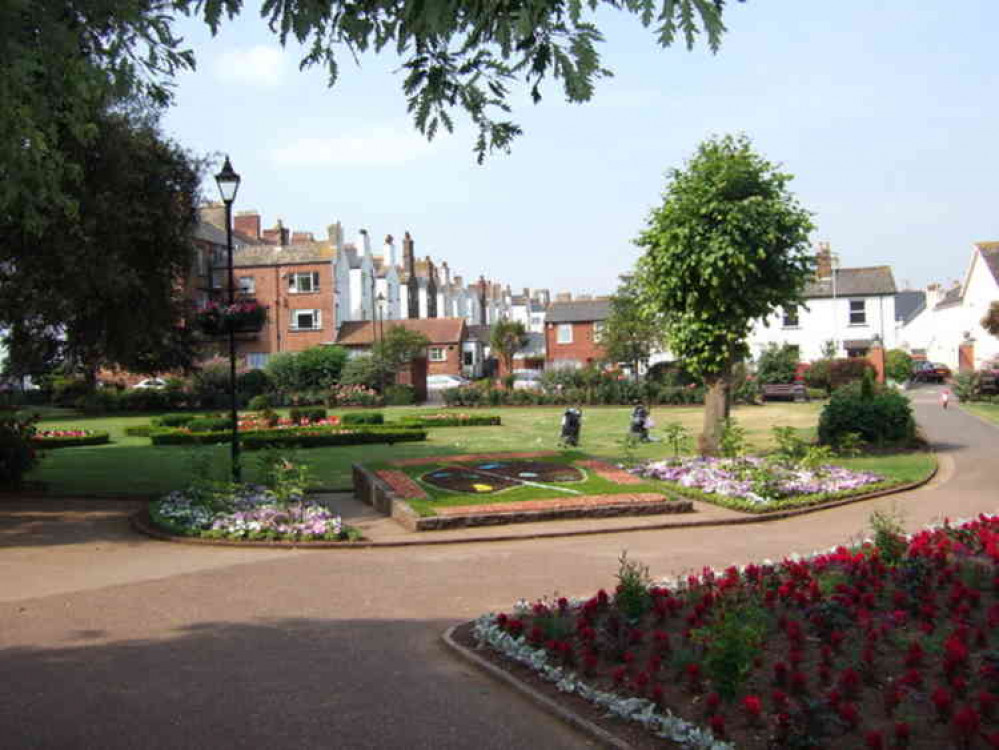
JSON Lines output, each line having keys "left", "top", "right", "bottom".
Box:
{"left": 289, "top": 407, "right": 326, "bottom": 424}
{"left": 384, "top": 384, "right": 416, "bottom": 406}
{"left": 0, "top": 415, "right": 38, "bottom": 487}
{"left": 885, "top": 349, "right": 913, "bottom": 384}
{"left": 952, "top": 371, "right": 980, "bottom": 402}
{"left": 266, "top": 346, "right": 349, "bottom": 393}
{"left": 248, "top": 394, "right": 275, "bottom": 411}
{"left": 338, "top": 355, "right": 381, "bottom": 390}
{"left": 50, "top": 377, "right": 91, "bottom": 406}
{"left": 803, "top": 359, "right": 832, "bottom": 393}
{"left": 817, "top": 385, "right": 916, "bottom": 447}
{"left": 186, "top": 417, "right": 235, "bottom": 432}
{"left": 341, "top": 411, "right": 384, "bottom": 425}
{"left": 32, "top": 430, "right": 110, "bottom": 448}
{"left": 399, "top": 414, "right": 501, "bottom": 427}
{"left": 151, "top": 413, "right": 200, "bottom": 428}
{"left": 150, "top": 425, "right": 426, "bottom": 448}
{"left": 755, "top": 343, "right": 799, "bottom": 385}
{"left": 828, "top": 358, "right": 874, "bottom": 390}
{"left": 237, "top": 369, "right": 272, "bottom": 399}
{"left": 327, "top": 384, "right": 381, "bottom": 407}
{"left": 125, "top": 425, "right": 152, "bottom": 437}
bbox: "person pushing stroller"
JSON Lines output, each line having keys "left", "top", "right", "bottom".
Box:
{"left": 559, "top": 407, "right": 583, "bottom": 447}
{"left": 629, "top": 402, "right": 654, "bottom": 442}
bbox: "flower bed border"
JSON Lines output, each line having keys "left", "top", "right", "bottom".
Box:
{"left": 32, "top": 431, "right": 111, "bottom": 448}
{"left": 398, "top": 414, "right": 502, "bottom": 427}
{"left": 148, "top": 425, "right": 427, "bottom": 448}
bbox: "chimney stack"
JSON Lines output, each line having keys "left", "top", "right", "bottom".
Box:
{"left": 403, "top": 232, "right": 415, "bottom": 275}
{"left": 815, "top": 241, "right": 833, "bottom": 280}
{"left": 383, "top": 235, "right": 396, "bottom": 266}
{"left": 478, "top": 275, "right": 488, "bottom": 326}
{"left": 442, "top": 261, "right": 451, "bottom": 286}
{"left": 234, "top": 210, "right": 261, "bottom": 240}
{"left": 327, "top": 221, "right": 344, "bottom": 252}
{"left": 358, "top": 229, "right": 371, "bottom": 256}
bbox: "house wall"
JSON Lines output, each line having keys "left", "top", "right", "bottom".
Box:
{"left": 427, "top": 343, "right": 463, "bottom": 377}
{"left": 545, "top": 321, "right": 605, "bottom": 368}
{"left": 233, "top": 262, "right": 335, "bottom": 365}
{"left": 748, "top": 294, "right": 896, "bottom": 361}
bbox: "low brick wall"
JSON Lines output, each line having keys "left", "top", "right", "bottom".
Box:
{"left": 352, "top": 461, "right": 693, "bottom": 532}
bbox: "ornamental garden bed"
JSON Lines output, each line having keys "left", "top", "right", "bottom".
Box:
{"left": 466, "top": 515, "right": 999, "bottom": 749}
{"left": 353, "top": 451, "right": 692, "bottom": 531}
{"left": 631, "top": 452, "right": 936, "bottom": 514}
{"left": 149, "top": 424, "right": 427, "bottom": 449}
{"left": 398, "top": 413, "right": 502, "bottom": 428}
{"left": 32, "top": 429, "right": 111, "bottom": 448}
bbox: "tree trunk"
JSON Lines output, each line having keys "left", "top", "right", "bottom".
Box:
{"left": 698, "top": 374, "right": 727, "bottom": 456}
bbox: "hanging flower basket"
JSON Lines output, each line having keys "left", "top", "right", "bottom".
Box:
{"left": 194, "top": 299, "right": 268, "bottom": 335}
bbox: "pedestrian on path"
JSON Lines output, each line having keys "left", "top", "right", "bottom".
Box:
{"left": 940, "top": 388, "right": 950, "bottom": 410}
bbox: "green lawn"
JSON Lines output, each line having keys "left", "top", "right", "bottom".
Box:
{"left": 962, "top": 402, "right": 999, "bottom": 427}
{"left": 25, "top": 403, "right": 827, "bottom": 496}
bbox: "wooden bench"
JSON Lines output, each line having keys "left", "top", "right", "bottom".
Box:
{"left": 980, "top": 373, "right": 998, "bottom": 394}
{"left": 762, "top": 383, "right": 809, "bottom": 402}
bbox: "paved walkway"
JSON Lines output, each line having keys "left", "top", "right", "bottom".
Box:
{"left": 0, "top": 385, "right": 996, "bottom": 749}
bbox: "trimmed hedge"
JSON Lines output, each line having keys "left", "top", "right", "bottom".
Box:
{"left": 125, "top": 425, "right": 152, "bottom": 437}
{"left": 399, "top": 414, "right": 501, "bottom": 427}
{"left": 149, "top": 425, "right": 426, "bottom": 448}
{"left": 32, "top": 431, "right": 110, "bottom": 448}
{"left": 817, "top": 385, "right": 916, "bottom": 446}
{"left": 151, "top": 413, "right": 204, "bottom": 428}
{"left": 186, "top": 417, "right": 235, "bottom": 432}
{"left": 289, "top": 407, "right": 327, "bottom": 424}
{"left": 341, "top": 412, "right": 384, "bottom": 425}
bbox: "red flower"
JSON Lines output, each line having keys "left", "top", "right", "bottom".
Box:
{"left": 837, "top": 701, "right": 859, "bottom": 728}
{"left": 932, "top": 686, "right": 953, "bottom": 721}
{"left": 953, "top": 705, "right": 981, "bottom": 741}
{"left": 894, "top": 721, "right": 910, "bottom": 746}
{"left": 742, "top": 694, "right": 763, "bottom": 719}
{"left": 864, "top": 730, "right": 884, "bottom": 750}
{"left": 708, "top": 714, "right": 725, "bottom": 738}
{"left": 705, "top": 692, "right": 721, "bottom": 715}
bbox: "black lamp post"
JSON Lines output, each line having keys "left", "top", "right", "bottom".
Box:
{"left": 376, "top": 292, "right": 386, "bottom": 395}
{"left": 215, "top": 156, "right": 242, "bottom": 483}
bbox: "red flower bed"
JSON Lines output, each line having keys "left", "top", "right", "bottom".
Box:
{"left": 483, "top": 515, "right": 999, "bottom": 749}
{"left": 376, "top": 469, "right": 428, "bottom": 499}
{"left": 575, "top": 458, "right": 644, "bottom": 485}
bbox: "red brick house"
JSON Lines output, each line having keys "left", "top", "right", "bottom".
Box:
{"left": 334, "top": 318, "right": 467, "bottom": 377}
{"left": 545, "top": 299, "right": 611, "bottom": 369}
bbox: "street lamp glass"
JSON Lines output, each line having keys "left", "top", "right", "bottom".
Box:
{"left": 215, "top": 156, "right": 241, "bottom": 204}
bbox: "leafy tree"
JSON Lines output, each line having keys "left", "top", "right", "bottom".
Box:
{"left": 982, "top": 301, "right": 999, "bottom": 337}
{"left": 339, "top": 355, "right": 381, "bottom": 390}
{"left": 373, "top": 326, "right": 431, "bottom": 375}
{"left": 0, "top": 102, "right": 203, "bottom": 388}
{"left": 884, "top": 348, "right": 913, "bottom": 384}
{"left": 266, "top": 346, "right": 349, "bottom": 392}
{"left": 600, "top": 276, "right": 661, "bottom": 378}
{"left": 635, "top": 134, "right": 814, "bottom": 455}
{"left": 754, "top": 343, "right": 799, "bottom": 385}
{"left": 490, "top": 319, "right": 528, "bottom": 381}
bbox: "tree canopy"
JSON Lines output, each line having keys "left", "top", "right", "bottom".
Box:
{"left": 599, "top": 275, "right": 661, "bottom": 377}
{"left": 635, "top": 134, "right": 814, "bottom": 452}
{"left": 490, "top": 319, "right": 529, "bottom": 378}
{"left": 982, "top": 301, "right": 999, "bottom": 338}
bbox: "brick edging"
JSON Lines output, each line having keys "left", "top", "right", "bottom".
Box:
{"left": 440, "top": 624, "right": 632, "bottom": 750}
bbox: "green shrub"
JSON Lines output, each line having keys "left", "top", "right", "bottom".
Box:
{"left": 952, "top": 372, "right": 980, "bottom": 402}
{"left": 755, "top": 342, "right": 799, "bottom": 385}
{"left": 383, "top": 384, "right": 416, "bottom": 406}
{"left": 804, "top": 359, "right": 832, "bottom": 393}
{"left": 399, "top": 414, "right": 501, "bottom": 427}
{"left": 289, "top": 407, "right": 327, "bottom": 424}
{"left": 149, "top": 425, "right": 426, "bottom": 448}
{"left": 237, "top": 369, "right": 272, "bottom": 399}
{"left": 248, "top": 394, "right": 275, "bottom": 411}
{"left": 50, "top": 377, "right": 90, "bottom": 406}
{"left": 151, "top": 413, "right": 201, "bottom": 428}
{"left": 341, "top": 411, "right": 384, "bottom": 425}
{"left": 885, "top": 349, "right": 913, "bottom": 384}
{"left": 817, "top": 385, "right": 915, "bottom": 447}
{"left": 32, "top": 431, "right": 110, "bottom": 448}
{"left": 186, "top": 417, "right": 235, "bottom": 432}
{"left": 125, "top": 425, "right": 152, "bottom": 437}
{"left": 0, "top": 415, "right": 38, "bottom": 487}
{"left": 828, "top": 358, "right": 874, "bottom": 390}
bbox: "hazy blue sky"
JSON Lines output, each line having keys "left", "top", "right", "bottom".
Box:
{"left": 163, "top": 1, "right": 999, "bottom": 296}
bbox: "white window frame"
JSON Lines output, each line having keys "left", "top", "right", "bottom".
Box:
{"left": 557, "top": 324, "right": 573, "bottom": 344}
{"left": 291, "top": 309, "right": 322, "bottom": 331}
{"left": 238, "top": 276, "right": 256, "bottom": 295}
{"left": 782, "top": 306, "right": 799, "bottom": 328}
{"left": 289, "top": 271, "right": 321, "bottom": 294}
{"left": 428, "top": 347, "right": 447, "bottom": 362}
{"left": 849, "top": 299, "right": 866, "bottom": 326}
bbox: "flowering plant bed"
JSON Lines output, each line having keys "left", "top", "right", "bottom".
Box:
{"left": 473, "top": 515, "right": 999, "bottom": 749}
{"left": 398, "top": 413, "right": 502, "bottom": 427}
{"left": 32, "top": 429, "right": 110, "bottom": 448}
{"left": 193, "top": 299, "right": 268, "bottom": 335}
{"left": 149, "top": 425, "right": 427, "bottom": 448}
{"left": 632, "top": 453, "right": 934, "bottom": 513}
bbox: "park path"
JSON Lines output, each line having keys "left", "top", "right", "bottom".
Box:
{"left": 0, "top": 386, "right": 996, "bottom": 749}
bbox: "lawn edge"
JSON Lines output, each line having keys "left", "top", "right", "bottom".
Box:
{"left": 440, "top": 624, "right": 633, "bottom": 750}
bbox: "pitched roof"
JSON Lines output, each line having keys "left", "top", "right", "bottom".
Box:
{"left": 804, "top": 267, "right": 897, "bottom": 298}
{"left": 935, "top": 284, "right": 963, "bottom": 309}
{"left": 546, "top": 299, "right": 612, "bottom": 323}
{"left": 978, "top": 242, "right": 999, "bottom": 287}
{"left": 466, "top": 324, "right": 492, "bottom": 343}
{"left": 335, "top": 317, "right": 466, "bottom": 346}
{"left": 232, "top": 244, "right": 334, "bottom": 267}
{"left": 895, "top": 290, "right": 926, "bottom": 323}
{"left": 192, "top": 220, "right": 229, "bottom": 246}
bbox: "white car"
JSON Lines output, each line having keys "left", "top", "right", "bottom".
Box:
{"left": 132, "top": 378, "right": 167, "bottom": 390}
{"left": 427, "top": 374, "right": 470, "bottom": 391}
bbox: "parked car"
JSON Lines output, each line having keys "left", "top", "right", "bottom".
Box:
{"left": 427, "top": 374, "right": 470, "bottom": 391}
{"left": 132, "top": 377, "right": 167, "bottom": 390}
{"left": 512, "top": 370, "right": 543, "bottom": 390}
{"left": 911, "top": 361, "right": 951, "bottom": 383}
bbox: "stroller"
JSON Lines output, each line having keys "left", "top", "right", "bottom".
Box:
{"left": 559, "top": 408, "right": 583, "bottom": 447}
{"left": 629, "top": 404, "right": 651, "bottom": 443}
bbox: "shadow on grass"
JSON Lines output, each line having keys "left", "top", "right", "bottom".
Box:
{"left": 0, "top": 616, "right": 582, "bottom": 750}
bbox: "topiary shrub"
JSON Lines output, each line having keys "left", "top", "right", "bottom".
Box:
{"left": 817, "top": 385, "right": 915, "bottom": 447}
{"left": 248, "top": 393, "right": 275, "bottom": 411}
{"left": 341, "top": 411, "right": 384, "bottom": 425}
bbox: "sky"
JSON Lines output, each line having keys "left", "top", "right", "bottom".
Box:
{"left": 162, "top": 1, "right": 999, "bottom": 297}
